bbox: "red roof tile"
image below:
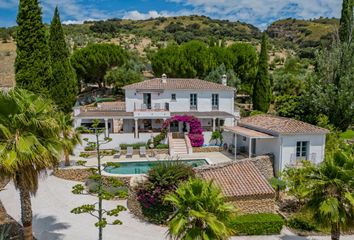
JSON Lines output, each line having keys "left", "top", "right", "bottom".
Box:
{"left": 240, "top": 114, "right": 329, "bottom": 135}
{"left": 123, "top": 78, "right": 235, "bottom": 91}
{"left": 196, "top": 161, "right": 275, "bottom": 198}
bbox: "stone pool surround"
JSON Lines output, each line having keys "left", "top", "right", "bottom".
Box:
{"left": 101, "top": 157, "right": 213, "bottom": 177}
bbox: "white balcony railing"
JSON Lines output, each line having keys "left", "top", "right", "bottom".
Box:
{"left": 134, "top": 103, "right": 169, "bottom": 111}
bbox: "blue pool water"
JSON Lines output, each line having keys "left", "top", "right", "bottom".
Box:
{"left": 104, "top": 159, "right": 208, "bottom": 175}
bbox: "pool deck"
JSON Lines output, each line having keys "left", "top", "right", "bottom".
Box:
{"left": 65, "top": 151, "right": 236, "bottom": 170}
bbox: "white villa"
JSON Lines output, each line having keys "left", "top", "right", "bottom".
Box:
{"left": 73, "top": 74, "right": 237, "bottom": 146}
{"left": 73, "top": 74, "right": 329, "bottom": 173}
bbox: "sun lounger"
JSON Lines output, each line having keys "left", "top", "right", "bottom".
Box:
{"left": 113, "top": 147, "right": 121, "bottom": 159}
{"left": 140, "top": 146, "right": 146, "bottom": 157}
{"left": 126, "top": 147, "right": 133, "bottom": 158}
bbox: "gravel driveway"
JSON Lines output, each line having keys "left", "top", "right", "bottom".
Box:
{"left": 0, "top": 173, "right": 353, "bottom": 240}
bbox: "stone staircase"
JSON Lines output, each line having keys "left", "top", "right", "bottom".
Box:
{"left": 170, "top": 138, "right": 188, "bottom": 155}
{"left": 172, "top": 139, "right": 188, "bottom": 155}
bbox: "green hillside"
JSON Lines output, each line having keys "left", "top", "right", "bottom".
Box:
{"left": 63, "top": 15, "right": 261, "bottom": 45}
{"left": 267, "top": 18, "right": 339, "bottom": 57}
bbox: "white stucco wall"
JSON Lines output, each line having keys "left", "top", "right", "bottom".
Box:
{"left": 125, "top": 89, "right": 234, "bottom": 114}
{"left": 214, "top": 131, "right": 326, "bottom": 174}
{"left": 280, "top": 134, "right": 326, "bottom": 171}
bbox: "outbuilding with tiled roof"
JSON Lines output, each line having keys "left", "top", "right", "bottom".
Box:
{"left": 222, "top": 114, "right": 329, "bottom": 174}
{"left": 196, "top": 158, "right": 276, "bottom": 214}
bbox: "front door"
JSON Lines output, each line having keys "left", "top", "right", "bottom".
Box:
{"left": 143, "top": 93, "right": 151, "bottom": 109}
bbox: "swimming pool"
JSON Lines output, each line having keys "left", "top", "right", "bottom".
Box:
{"left": 104, "top": 159, "right": 209, "bottom": 175}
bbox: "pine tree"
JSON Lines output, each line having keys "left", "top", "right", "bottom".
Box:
{"left": 252, "top": 32, "right": 271, "bottom": 112}
{"left": 339, "top": 0, "right": 353, "bottom": 43}
{"left": 49, "top": 7, "right": 78, "bottom": 112}
{"left": 15, "top": 0, "right": 52, "bottom": 95}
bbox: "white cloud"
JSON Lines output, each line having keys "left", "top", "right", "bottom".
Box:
{"left": 40, "top": 0, "right": 112, "bottom": 23}
{"left": 0, "top": 0, "right": 17, "bottom": 9}
{"left": 123, "top": 10, "right": 168, "bottom": 20}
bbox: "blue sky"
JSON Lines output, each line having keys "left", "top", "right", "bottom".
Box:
{"left": 0, "top": 0, "right": 342, "bottom": 29}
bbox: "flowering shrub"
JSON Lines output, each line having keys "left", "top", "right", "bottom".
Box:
{"left": 136, "top": 185, "right": 174, "bottom": 224}
{"left": 188, "top": 133, "right": 204, "bottom": 147}
{"left": 135, "top": 161, "right": 195, "bottom": 224}
{"left": 161, "top": 115, "right": 204, "bottom": 147}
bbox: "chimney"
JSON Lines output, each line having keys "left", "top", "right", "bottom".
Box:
{"left": 161, "top": 73, "right": 167, "bottom": 83}
{"left": 221, "top": 74, "right": 227, "bottom": 86}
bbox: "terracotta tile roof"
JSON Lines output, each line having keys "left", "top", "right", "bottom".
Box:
{"left": 196, "top": 161, "right": 275, "bottom": 198}
{"left": 223, "top": 125, "right": 274, "bottom": 138}
{"left": 240, "top": 114, "right": 329, "bottom": 135}
{"left": 75, "top": 111, "right": 133, "bottom": 118}
{"left": 123, "top": 78, "right": 235, "bottom": 91}
{"left": 172, "top": 111, "right": 235, "bottom": 118}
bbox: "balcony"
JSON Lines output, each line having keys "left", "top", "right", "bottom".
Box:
{"left": 212, "top": 105, "right": 219, "bottom": 111}
{"left": 133, "top": 103, "right": 170, "bottom": 118}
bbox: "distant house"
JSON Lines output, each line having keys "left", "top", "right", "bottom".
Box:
{"left": 223, "top": 114, "right": 329, "bottom": 173}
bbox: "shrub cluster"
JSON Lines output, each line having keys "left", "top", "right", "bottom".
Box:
{"left": 230, "top": 213, "right": 284, "bottom": 235}
{"left": 86, "top": 177, "right": 128, "bottom": 199}
{"left": 119, "top": 142, "right": 147, "bottom": 150}
{"left": 136, "top": 161, "right": 195, "bottom": 224}
{"left": 155, "top": 144, "right": 169, "bottom": 149}
{"left": 287, "top": 217, "right": 317, "bottom": 232}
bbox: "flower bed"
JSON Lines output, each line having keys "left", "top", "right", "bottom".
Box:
{"left": 53, "top": 169, "right": 130, "bottom": 186}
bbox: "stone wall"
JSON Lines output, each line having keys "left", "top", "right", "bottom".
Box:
{"left": 193, "top": 146, "right": 223, "bottom": 153}
{"left": 126, "top": 188, "right": 144, "bottom": 221}
{"left": 0, "top": 211, "right": 23, "bottom": 240}
{"left": 228, "top": 194, "right": 276, "bottom": 214}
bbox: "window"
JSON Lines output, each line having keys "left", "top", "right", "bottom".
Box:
{"left": 212, "top": 94, "right": 219, "bottom": 110}
{"left": 190, "top": 93, "right": 197, "bottom": 110}
{"left": 296, "top": 141, "right": 309, "bottom": 159}
{"left": 171, "top": 93, "right": 176, "bottom": 101}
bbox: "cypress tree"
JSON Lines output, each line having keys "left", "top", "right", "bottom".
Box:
{"left": 15, "top": 0, "right": 52, "bottom": 95}
{"left": 339, "top": 0, "right": 353, "bottom": 43}
{"left": 252, "top": 32, "right": 271, "bottom": 113}
{"left": 49, "top": 7, "right": 78, "bottom": 112}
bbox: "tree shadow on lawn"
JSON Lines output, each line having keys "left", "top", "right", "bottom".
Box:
{"left": 33, "top": 214, "right": 70, "bottom": 240}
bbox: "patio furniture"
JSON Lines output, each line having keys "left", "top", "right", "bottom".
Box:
{"left": 140, "top": 146, "right": 146, "bottom": 157}
{"left": 126, "top": 147, "right": 133, "bottom": 158}
{"left": 113, "top": 147, "right": 121, "bottom": 159}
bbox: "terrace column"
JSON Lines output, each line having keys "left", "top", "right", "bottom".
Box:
{"left": 104, "top": 118, "right": 109, "bottom": 137}
{"left": 134, "top": 118, "right": 138, "bottom": 138}
{"left": 212, "top": 117, "right": 216, "bottom": 132}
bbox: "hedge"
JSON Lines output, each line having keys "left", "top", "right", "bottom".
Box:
{"left": 155, "top": 144, "right": 169, "bottom": 149}
{"left": 120, "top": 142, "right": 147, "bottom": 150}
{"left": 230, "top": 213, "right": 284, "bottom": 235}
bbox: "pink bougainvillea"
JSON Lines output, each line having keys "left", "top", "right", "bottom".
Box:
{"left": 162, "top": 115, "right": 204, "bottom": 147}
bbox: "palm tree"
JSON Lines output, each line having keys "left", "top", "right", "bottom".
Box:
{"left": 289, "top": 150, "right": 354, "bottom": 240}
{"left": 57, "top": 113, "right": 81, "bottom": 166}
{"left": 0, "top": 89, "right": 63, "bottom": 240}
{"left": 164, "top": 178, "right": 236, "bottom": 240}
